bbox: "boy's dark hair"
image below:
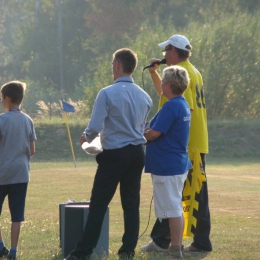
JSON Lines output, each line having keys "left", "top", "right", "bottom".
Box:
{"left": 113, "top": 48, "right": 138, "bottom": 74}
{"left": 173, "top": 46, "right": 192, "bottom": 59}
{"left": 1, "top": 81, "right": 26, "bottom": 105}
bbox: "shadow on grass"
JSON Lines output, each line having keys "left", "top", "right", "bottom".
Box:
{"left": 49, "top": 251, "right": 211, "bottom": 260}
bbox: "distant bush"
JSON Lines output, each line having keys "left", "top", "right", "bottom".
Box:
{"left": 28, "top": 99, "right": 88, "bottom": 120}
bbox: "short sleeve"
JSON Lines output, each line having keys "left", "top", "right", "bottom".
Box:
{"left": 151, "top": 102, "right": 176, "bottom": 134}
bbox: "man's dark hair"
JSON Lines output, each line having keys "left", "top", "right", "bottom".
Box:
{"left": 113, "top": 48, "right": 138, "bottom": 74}
{"left": 173, "top": 46, "right": 192, "bottom": 59}
{"left": 1, "top": 81, "right": 26, "bottom": 105}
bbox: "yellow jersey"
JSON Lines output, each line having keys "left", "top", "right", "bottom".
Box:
{"left": 158, "top": 60, "right": 208, "bottom": 153}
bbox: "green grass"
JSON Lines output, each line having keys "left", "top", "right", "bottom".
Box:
{"left": 1, "top": 159, "right": 260, "bottom": 259}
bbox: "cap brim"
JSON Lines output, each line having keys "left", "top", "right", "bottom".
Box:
{"left": 158, "top": 40, "right": 169, "bottom": 48}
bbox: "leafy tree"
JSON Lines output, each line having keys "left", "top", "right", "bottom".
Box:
{"left": 190, "top": 11, "right": 260, "bottom": 119}
{"left": 1, "top": 0, "right": 260, "bottom": 120}
{"left": 130, "top": 11, "right": 260, "bottom": 120}
{"left": 1, "top": 1, "right": 90, "bottom": 97}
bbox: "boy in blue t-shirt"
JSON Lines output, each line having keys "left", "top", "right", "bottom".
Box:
{"left": 144, "top": 66, "right": 191, "bottom": 259}
{"left": 0, "top": 81, "right": 36, "bottom": 260}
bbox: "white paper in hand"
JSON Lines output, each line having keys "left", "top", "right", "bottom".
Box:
{"left": 82, "top": 135, "right": 103, "bottom": 155}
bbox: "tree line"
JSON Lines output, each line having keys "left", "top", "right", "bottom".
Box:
{"left": 0, "top": 0, "right": 259, "bottom": 119}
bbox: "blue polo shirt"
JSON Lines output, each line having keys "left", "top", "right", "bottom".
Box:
{"left": 85, "top": 76, "right": 152, "bottom": 149}
{"left": 145, "top": 96, "right": 192, "bottom": 176}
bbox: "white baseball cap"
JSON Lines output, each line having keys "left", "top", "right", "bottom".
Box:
{"left": 158, "top": 34, "right": 192, "bottom": 51}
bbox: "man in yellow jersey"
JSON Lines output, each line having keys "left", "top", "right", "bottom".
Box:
{"left": 141, "top": 34, "right": 212, "bottom": 253}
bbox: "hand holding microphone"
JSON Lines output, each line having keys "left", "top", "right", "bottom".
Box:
{"left": 143, "top": 58, "right": 166, "bottom": 71}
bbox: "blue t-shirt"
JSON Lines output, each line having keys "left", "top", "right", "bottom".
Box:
{"left": 145, "top": 96, "right": 192, "bottom": 176}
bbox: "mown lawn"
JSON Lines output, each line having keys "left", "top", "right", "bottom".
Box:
{"left": 1, "top": 159, "right": 259, "bottom": 259}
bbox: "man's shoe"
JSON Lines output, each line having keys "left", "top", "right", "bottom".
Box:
{"left": 140, "top": 241, "right": 167, "bottom": 252}
{"left": 6, "top": 255, "right": 17, "bottom": 260}
{"left": 183, "top": 244, "right": 208, "bottom": 253}
{"left": 0, "top": 247, "right": 9, "bottom": 257}
{"left": 64, "top": 254, "right": 88, "bottom": 260}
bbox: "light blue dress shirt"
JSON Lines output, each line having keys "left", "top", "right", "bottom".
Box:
{"left": 85, "top": 76, "right": 152, "bottom": 149}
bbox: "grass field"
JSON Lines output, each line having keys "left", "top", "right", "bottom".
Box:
{"left": 1, "top": 159, "right": 260, "bottom": 260}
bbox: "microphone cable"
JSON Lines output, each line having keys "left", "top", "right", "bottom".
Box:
{"left": 138, "top": 195, "right": 153, "bottom": 240}
{"left": 138, "top": 58, "right": 167, "bottom": 238}
{"left": 142, "top": 70, "right": 146, "bottom": 91}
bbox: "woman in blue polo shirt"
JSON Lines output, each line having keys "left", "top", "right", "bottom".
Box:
{"left": 144, "top": 65, "right": 191, "bottom": 259}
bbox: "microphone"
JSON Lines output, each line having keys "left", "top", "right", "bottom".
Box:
{"left": 143, "top": 58, "right": 166, "bottom": 71}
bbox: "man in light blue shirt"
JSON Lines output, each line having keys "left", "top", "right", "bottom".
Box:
{"left": 64, "top": 48, "right": 152, "bottom": 260}
{"left": 84, "top": 76, "right": 151, "bottom": 149}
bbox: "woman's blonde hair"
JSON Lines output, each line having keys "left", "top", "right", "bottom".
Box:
{"left": 162, "top": 66, "right": 190, "bottom": 95}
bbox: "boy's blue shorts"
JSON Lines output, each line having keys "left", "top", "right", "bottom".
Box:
{"left": 0, "top": 183, "right": 28, "bottom": 222}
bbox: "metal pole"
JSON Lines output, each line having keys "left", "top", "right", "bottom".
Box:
{"left": 35, "top": 0, "right": 40, "bottom": 60}
{"left": 58, "top": 0, "right": 64, "bottom": 99}
{"left": 49, "top": 94, "right": 52, "bottom": 120}
{"left": 35, "top": 0, "right": 40, "bottom": 27}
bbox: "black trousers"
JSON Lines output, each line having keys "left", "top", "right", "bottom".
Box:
{"left": 151, "top": 154, "right": 212, "bottom": 252}
{"left": 70, "top": 144, "right": 144, "bottom": 258}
